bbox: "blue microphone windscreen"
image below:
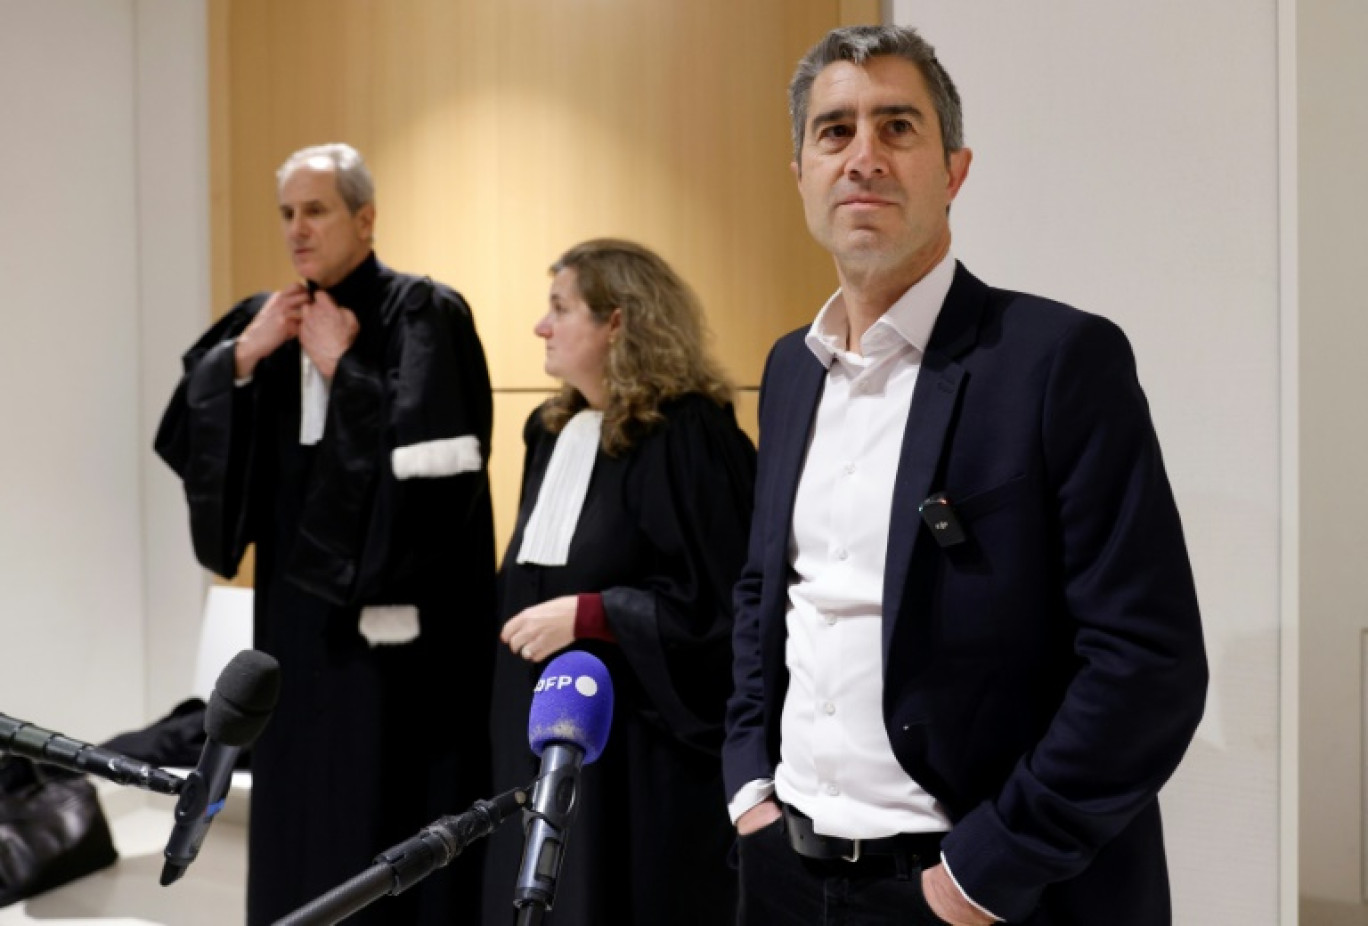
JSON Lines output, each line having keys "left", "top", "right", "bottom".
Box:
{"left": 527, "top": 651, "right": 614, "bottom": 765}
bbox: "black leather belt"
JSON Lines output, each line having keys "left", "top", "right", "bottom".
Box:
{"left": 781, "top": 803, "right": 945, "bottom": 864}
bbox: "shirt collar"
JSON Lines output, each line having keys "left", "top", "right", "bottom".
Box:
{"left": 804, "top": 251, "right": 957, "bottom": 367}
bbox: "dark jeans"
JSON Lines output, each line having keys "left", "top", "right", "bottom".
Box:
{"left": 736, "top": 818, "right": 950, "bottom": 926}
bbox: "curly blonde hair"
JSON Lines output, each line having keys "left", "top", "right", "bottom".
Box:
{"left": 541, "top": 239, "right": 732, "bottom": 455}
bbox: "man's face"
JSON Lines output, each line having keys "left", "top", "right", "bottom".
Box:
{"left": 794, "top": 56, "right": 971, "bottom": 284}
{"left": 278, "top": 162, "right": 375, "bottom": 289}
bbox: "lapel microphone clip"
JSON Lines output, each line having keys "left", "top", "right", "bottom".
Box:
{"left": 919, "top": 492, "right": 967, "bottom": 548}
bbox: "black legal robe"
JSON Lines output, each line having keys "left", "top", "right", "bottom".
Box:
{"left": 481, "top": 394, "right": 755, "bottom": 926}
{"left": 156, "top": 253, "right": 496, "bottom": 925}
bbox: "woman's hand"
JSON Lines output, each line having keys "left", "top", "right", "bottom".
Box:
{"left": 500, "top": 595, "right": 578, "bottom": 664}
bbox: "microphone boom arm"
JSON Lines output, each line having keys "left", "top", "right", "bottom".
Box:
{"left": 271, "top": 785, "right": 530, "bottom": 926}
{"left": 1, "top": 712, "right": 186, "bottom": 796}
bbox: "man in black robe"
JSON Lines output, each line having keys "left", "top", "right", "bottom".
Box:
{"left": 155, "top": 143, "right": 496, "bottom": 925}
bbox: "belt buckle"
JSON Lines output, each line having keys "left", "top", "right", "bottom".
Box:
{"left": 841, "top": 837, "right": 861, "bottom": 863}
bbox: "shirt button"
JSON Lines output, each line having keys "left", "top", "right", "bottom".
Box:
{"left": 835, "top": 548, "right": 848, "bottom": 561}
{"left": 825, "top": 783, "right": 840, "bottom": 796}
{"left": 843, "top": 462, "right": 856, "bottom": 475}
{"left": 824, "top": 614, "right": 837, "bottom": 626}
{"left": 822, "top": 701, "right": 836, "bottom": 716}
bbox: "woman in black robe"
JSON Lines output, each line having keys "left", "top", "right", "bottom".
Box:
{"left": 481, "top": 239, "right": 756, "bottom": 925}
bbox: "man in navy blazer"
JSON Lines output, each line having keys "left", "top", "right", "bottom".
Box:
{"left": 722, "top": 24, "right": 1207, "bottom": 925}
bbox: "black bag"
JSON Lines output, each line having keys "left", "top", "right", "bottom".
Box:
{"left": 0, "top": 757, "right": 119, "bottom": 907}
{"left": 102, "top": 698, "right": 252, "bottom": 770}
{"left": 102, "top": 698, "right": 210, "bottom": 768}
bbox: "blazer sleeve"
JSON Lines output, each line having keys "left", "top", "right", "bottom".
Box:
{"left": 722, "top": 343, "right": 782, "bottom": 796}
{"left": 941, "top": 315, "right": 1208, "bottom": 920}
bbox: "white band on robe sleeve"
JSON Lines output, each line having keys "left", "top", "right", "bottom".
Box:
{"left": 359, "top": 605, "right": 421, "bottom": 646}
{"left": 391, "top": 435, "right": 483, "bottom": 479}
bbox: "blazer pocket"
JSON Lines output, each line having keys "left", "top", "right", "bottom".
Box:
{"left": 951, "top": 473, "right": 1029, "bottom": 521}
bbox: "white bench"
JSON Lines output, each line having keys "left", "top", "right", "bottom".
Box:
{"left": 183, "top": 585, "right": 255, "bottom": 819}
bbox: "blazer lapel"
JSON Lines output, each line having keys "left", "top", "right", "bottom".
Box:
{"left": 763, "top": 341, "right": 826, "bottom": 606}
{"left": 882, "top": 264, "right": 987, "bottom": 659}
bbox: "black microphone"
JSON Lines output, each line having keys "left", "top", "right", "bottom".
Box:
{"left": 0, "top": 713, "right": 185, "bottom": 796}
{"left": 271, "top": 786, "right": 529, "bottom": 926}
{"left": 513, "top": 651, "right": 614, "bottom": 923}
{"left": 161, "top": 649, "right": 280, "bottom": 886}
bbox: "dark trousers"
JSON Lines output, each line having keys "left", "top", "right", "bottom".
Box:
{"left": 736, "top": 818, "right": 949, "bottom": 926}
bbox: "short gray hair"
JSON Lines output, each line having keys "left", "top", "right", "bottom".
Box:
{"left": 276, "top": 143, "right": 375, "bottom": 213}
{"left": 788, "top": 25, "right": 964, "bottom": 164}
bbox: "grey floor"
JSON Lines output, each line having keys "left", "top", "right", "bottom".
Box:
{"left": 0, "top": 782, "right": 248, "bottom": 925}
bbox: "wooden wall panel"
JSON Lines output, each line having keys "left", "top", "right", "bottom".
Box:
{"left": 212, "top": 0, "right": 875, "bottom": 554}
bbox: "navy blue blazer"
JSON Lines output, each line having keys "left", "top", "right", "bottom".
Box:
{"left": 722, "top": 264, "right": 1207, "bottom": 924}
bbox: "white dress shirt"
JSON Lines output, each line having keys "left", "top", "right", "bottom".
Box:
{"left": 774, "top": 251, "right": 956, "bottom": 839}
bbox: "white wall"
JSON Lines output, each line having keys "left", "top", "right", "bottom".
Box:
{"left": 135, "top": 0, "right": 213, "bottom": 722}
{"left": 0, "top": 0, "right": 207, "bottom": 742}
{"left": 0, "top": 0, "right": 146, "bottom": 739}
{"left": 892, "top": 3, "right": 1284, "bottom": 923}
{"left": 1298, "top": 1, "right": 1368, "bottom": 922}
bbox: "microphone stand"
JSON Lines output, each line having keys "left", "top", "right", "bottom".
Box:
{"left": 516, "top": 902, "right": 547, "bottom": 926}
{"left": 272, "top": 786, "right": 529, "bottom": 926}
